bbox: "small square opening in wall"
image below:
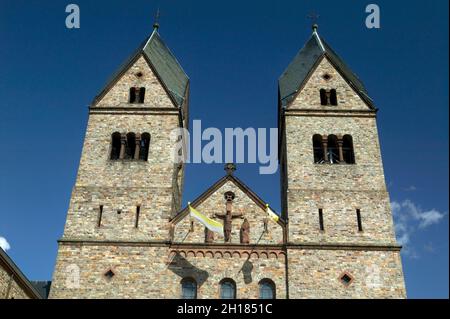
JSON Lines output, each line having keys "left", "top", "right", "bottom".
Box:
{"left": 322, "top": 73, "right": 332, "bottom": 81}
{"left": 339, "top": 272, "right": 354, "bottom": 286}
{"left": 104, "top": 269, "right": 115, "bottom": 280}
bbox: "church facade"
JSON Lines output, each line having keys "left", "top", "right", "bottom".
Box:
{"left": 49, "top": 24, "right": 406, "bottom": 299}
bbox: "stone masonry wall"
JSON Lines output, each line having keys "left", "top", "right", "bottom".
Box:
{"left": 95, "top": 55, "right": 174, "bottom": 108}
{"left": 284, "top": 56, "right": 396, "bottom": 244}
{"left": 51, "top": 54, "right": 186, "bottom": 298}
{"left": 283, "top": 55, "right": 406, "bottom": 297}
{"left": 61, "top": 112, "right": 182, "bottom": 241}
{"left": 59, "top": 52, "right": 184, "bottom": 241}
{"left": 287, "top": 249, "right": 405, "bottom": 298}
{"left": 288, "top": 57, "right": 370, "bottom": 111}
{"left": 0, "top": 264, "right": 32, "bottom": 299}
{"left": 49, "top": 243, "right": 286, "bottom": 299}
{"left": 76, "top": 113, "right": 180, "bottom": 187}
{"left": 287, "top": 190, "right": 397, "bottom": 244}
{"left": 285, "top": 115, "right": 386, "bottom": 190}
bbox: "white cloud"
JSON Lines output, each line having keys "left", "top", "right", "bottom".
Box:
{"left": 0, "top": 237, "right": 11, "bottom": 251}
{"left": 391, "top": 199, "right": 446, "bottom": 258}
{"left": 398, "top": 200, "right": 446, "bottom": 228}
{"left": 418, "top": 209, "right": 445, "bottom": 228}
{"left": 402, "top": 185, "right": 417, "bottom": 192}
{"left": 396, "top": 231, "right": 410, "bottom": 246}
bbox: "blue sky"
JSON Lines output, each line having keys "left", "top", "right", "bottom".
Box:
{"left": 0, "top": 0, "right": 448, "bottom": 298}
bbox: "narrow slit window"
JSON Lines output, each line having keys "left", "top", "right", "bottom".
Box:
{"left": 356, "top": 209, "right": 363, "bottom": 232}
{"left": 135, "top": 205, "right": 141, "bottom": 228}
{"left": 313, "top": 134, "right": 325, "bottom": 164}
{"left": 110, "top": 132, "right": 121, "bottom": 160}
{"left": 342, "top": 135, "right": 355, "bottom": 164}
{"left": 138, "top": 87, "right": 146, "bottom": 103}
{"left": 97, "top": 205, "right": 103, "bottom": 227}
{"left": 125, "top": 133, "right": 136, "bottom": 159}
{"left": 330, "top": 89, "right": 338, "bottom": 106}
{"left": 139, "top": 133, "right": 151, "bottom": 161}
{"left": 319, "top": 209, "right": 324, "bottom": 231}
{"left": 327, "top": 135, "right": 340, "bottom": 164}
{"left": 320, "top": 89, "right": 328, "bottom": 105}
{"left": 129, "top": 87, "right": 137, "bottom": 103}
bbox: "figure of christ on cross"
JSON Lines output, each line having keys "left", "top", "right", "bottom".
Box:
{"left": 215, "top": 191, "right": 243, "bottom": 242}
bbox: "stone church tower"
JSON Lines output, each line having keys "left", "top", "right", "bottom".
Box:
{"left": 278, "top": 25, "right": 406, "bottom": 298}
{"left": 49, "top": 25, "right": 190, "bottom": 298}
{"left": 49, "top": 24, "right": 405, "bottom": 299}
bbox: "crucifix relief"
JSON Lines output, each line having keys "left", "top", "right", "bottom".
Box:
{"left": 215, "top": 191, "right": 243, "bottom": 242}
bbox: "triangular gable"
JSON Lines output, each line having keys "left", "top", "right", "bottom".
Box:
{"left": 278, "top": 29, "right": 375, "bottom": 109}
{"left": 170, "top": 174, "right": 285, "bottom": 227}
{"left": 92, "top": 30, "right": 189, "bottom": 108}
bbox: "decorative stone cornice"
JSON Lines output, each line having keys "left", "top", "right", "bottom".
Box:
{"left": 89, "top": 106, "right": 180, "bottom": 116}
{"left": 283, "top": 108, "right": 377, "bottom": 118}
{"left": 57, "top": 238, "right": 401, "bottom": 252}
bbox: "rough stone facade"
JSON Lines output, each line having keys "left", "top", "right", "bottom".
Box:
{"left": 51, "top": 243, "right": 286, "bottom": 299}
{"left": 0, "top": 266, "right": 30, "bottom": 299}
{"left": 1, "top": 249, "right": 41, "bottom": 299}
{"left": 280, "top": 54, "right": 406, "bottom": 297}
{"left": 49, "top": 28, "right": 406, "bottom": 299}
{"left": 287, "top": 249, "right": 404, "bottom": 298}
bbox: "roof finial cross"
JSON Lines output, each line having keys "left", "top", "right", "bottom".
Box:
{"left": 307, "top": 11, "right": 320, "bottom": 31}
{"left": 153, "top": 8, "right": 160, "bottom": 30}
{"left": 224, "top": 163, "right": 236, "bottom": 175}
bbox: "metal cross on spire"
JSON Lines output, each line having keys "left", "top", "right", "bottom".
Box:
{"left": 153, "top": 8, "right": 160, "bottom": 30}
{"left": 307, "top": 11, "right": 320, "bottom": 31}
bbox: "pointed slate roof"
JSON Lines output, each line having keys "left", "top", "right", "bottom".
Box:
{"left": 30, "top": 281, "right": 52, "bottom": 299}
{"left": 93, "top": 28, "right": 189, "bottom": 107}
{"left": 278, "top": 26, "right": 375, "bottom": 109}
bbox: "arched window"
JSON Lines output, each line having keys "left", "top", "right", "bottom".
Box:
{"left": 327, "top": 135, "right": 339, "bottom": 164}
{"left": 125, "top": 133, "right": 136, "bottom": 159}
{"left": 129, "top": 87, "right": 145, "bottom": 104}
{"left": 129, "top": 87, "right": 137, "bottom": 103}
{"left": 138, "top": 87, "right": 146, "bottom": 103}
{"left": 110, "top": 132, "right": 121, "bottom": 160}
{"left": 313, "top": 134, "right": 325, "bottom": 164}
{"left": 139, "top": 133, "right": 150, "bottom": 161}
{"left": 320, "top": 89, "right": 328, "bottom": 105}
{"left": 330, "top": 89, "right": 338, "bottom": 106}
{"left": 181, "top": 278, "right": 197, "bottom": 299}
{"left": 259, "top": 279, "right": 276, "bottom": 299}
{"left": 220, "top": 279, "right": 236, "bottom": 299}
{"left": 342, "top": 135, "right": 355, "bottom": 164}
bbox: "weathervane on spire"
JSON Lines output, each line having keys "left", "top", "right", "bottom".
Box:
{"left": 153, "top": 8, "right": 160, "bottom": 30}
{"left": 307, "top": 11, "right": 320, "bottom": 31}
